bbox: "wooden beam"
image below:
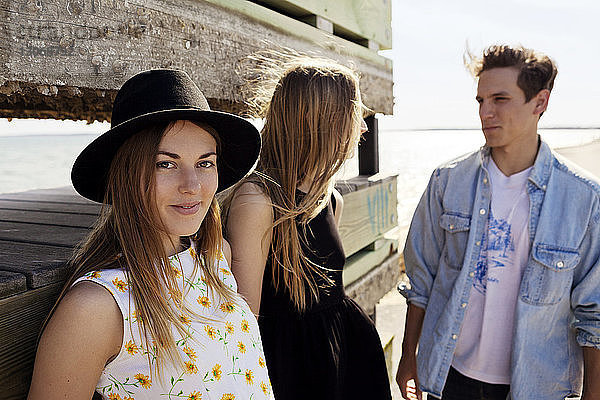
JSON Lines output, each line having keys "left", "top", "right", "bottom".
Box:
{"left": 342, "top": 237, "right": 398, "bottom": 286}
{"left": 337, "top": 174, "right": 398, "bottom": 256}
{"left": 300, "top": 15, "right": 334, "bottom": 34}
{"left": 358, "top": 114, "right": 380, "bottom": 175}
{"left": 0, "top": 0, "right": 393, "bottom": 121}
{"left": 252, "top": 0, "right": 392, "bottom": 49}
{"left": 0, "top": 283, "right": 63, "bottom": 399}
{"left": 0, "top": 241, "right": 72, "bottom": 289}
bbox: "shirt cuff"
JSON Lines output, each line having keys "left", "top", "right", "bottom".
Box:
{"left": 577, "top": 328, "right": 600, "bottom": 349}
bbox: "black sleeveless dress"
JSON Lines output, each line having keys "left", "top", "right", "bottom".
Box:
{"left": 258, "top": 193, "right": 392, "bottom": 400}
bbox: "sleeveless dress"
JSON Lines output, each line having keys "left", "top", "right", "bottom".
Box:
{"left": 258, "top": 193, "right": 392, "bottom": 399}
{"left": 74, "top": 245, "right": 273, "bottom": 400}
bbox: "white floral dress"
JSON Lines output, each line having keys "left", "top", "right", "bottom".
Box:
{"left": 74, "top": 246, "right": 272, "bottom": 400}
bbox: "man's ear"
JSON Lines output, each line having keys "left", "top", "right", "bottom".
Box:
{"left": 533, "top": 89, "right": 550, "bottom": 116}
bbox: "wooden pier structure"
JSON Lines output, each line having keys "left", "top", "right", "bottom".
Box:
{"left": 0, "top": 1, "right": 397, "bottom": 397}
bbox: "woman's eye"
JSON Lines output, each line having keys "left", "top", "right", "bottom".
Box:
{"left": 156, "top": 161, "right": 175, "bottom": 169}
{"left": 198, "top": 160, "right": 215, "bottom": 168}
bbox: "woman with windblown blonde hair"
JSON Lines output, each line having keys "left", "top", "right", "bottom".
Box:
{"left": 27, "top": 70, "right": 272, "bottom": 400}
{"left": 225, "top": 57, "right": 392, "bottom": 399}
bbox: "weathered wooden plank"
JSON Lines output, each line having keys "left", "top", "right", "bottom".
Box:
{"left": 345, "top": 251, "right": 400, "bottom": 316}
{"left": 0, "top": 221, "right": 89, "bottom": 247}
{"left": 0, "top": 270, "right": 27, "bottom": 299}
{"left": 0, "top": 282, "right": 63, "bottom": 399}
{"left": 343, "top": 237, "right": 398, "bottom": 286}
{"left": 0, "top": 0, "right": 393, "bottom": 122}
{"left": 0, "top": 199, "right": 101, "bottom": 214}
{"left": 337, "top": 175, "right": 398, "bottom": 256}
{"left": 0, "top": 241, "right": 73, "bottom": 289}
{"left": 254, "top": 0, "right": 392, "bottom": 49}
{"left": 0, "top": 208, "right": 98, "bottom": 228}
{"left": 0, "top": 191, "right": 99, "bottom": 206}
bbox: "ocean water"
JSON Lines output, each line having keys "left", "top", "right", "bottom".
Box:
{"left": 1, "top": 129, "right": 599, "bottom": 227}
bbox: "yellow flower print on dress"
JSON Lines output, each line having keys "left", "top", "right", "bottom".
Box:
{"left": 244, "top": 369, "right": 254, "bottom": 385}
{"left": 108, "top": 393, "right": 122, "bottom": 400}
{"left": 185, "top": 361, "right": 199, "bottom": 374}
{"left": 179, "top": 314, "right": 191, "bottom": 325}
{"left": 130, "top": 310, "right": 141, "bottom": 323}
{"left": 123, "top": 397, "right": 134, "bottom": 400}
{"left": 219, "top": 302, "right": 235, "bottom": 314}
{"left": 212, "top": 363, "right": 222, "bottom": 381}
{"left": 237, "top": 342, "right": 247, "bottom": 354}
{"left": 90, "top": 271, "right": 101, "bottom": 278}
{"left": 125, "top": 340, "right": 139, "bottom": 355}
{"left": 205, "top": 325, "right": 217, "bottom": 340}
{"left": 217, "top": 251, "right": 224, "bottom": 261}
{"left": 189, "top": 247, "right": 197, "bottom": 259}
{"left": 187, "top": 391, "right": 202, "bottom": 400}
{"left": 220, "top": 394, "right": 235, "bottom": 400}
{"left": 240, "top": 320, "right": 250, "bottom": 333}
{"left": 258, "top": 356, "right": 266, "bottom": 368}
{"left": 134, "top": 373, "right": 152, "bottom": 388}
{"left": 197, "top": 296, "right": 211, "bottom": 308}
{"left": 183, "top": 345, "right": 197, "bottom": 361}
{"left": 171, "top": 266, "right": 183, "bottom": 278}
{"left": 225, "top": 322, "right": 234, "bottom": 335}
{"left": 260, "top": 382, "right": 269, "bottom": 396}
{"left": 112, "top": 277, "right": 127, "bottom": 292}
{"left": 219, "top": 268, "right": 231, "bottom": 276}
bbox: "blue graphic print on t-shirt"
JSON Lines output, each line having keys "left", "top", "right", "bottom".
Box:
{"left": 474, "top": 209, "right": 515, "bottom": 294}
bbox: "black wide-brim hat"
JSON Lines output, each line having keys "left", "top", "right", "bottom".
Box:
{"left": 71, "top": 69, "right": 260, "bottom": 203}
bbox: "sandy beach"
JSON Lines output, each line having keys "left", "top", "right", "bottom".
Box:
{"left": 556, "top": 139, "right": 600, "bottom": 178}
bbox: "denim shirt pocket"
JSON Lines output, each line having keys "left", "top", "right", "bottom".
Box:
{"left": 439, "top": 213, "right": 471, "bottom": 270}
{"left": 520, "top": 244, "right": 580, "bottom": 305}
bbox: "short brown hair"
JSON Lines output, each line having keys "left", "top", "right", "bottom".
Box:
{"left": 466, "top": 45, "right": 558, "bottom": 102}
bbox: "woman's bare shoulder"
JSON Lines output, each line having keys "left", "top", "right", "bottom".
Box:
{"left": 53, "top": 281, "right": 123, "bottom": 341}
{"left": 28, "top": 281, "right": 123, "bottom": 399}
{"left": 234, "top": 181, "right": 271, "bottom": 203}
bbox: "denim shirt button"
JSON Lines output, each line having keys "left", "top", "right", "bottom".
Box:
{"left": 449, "top": 224, "right": 455, "bottom": 230}
{"left": 461, "top": 302, "right": 467, "bottom": 308}
{"left": 452, "top": 334, "right": 458, "bottom": 340}
{"left": 556, "top": 261, "right": 564, "bottom": 268}
{"left": 483, "top": 178, "right": 488, "bottom": 184}
{"left": 476, "top": 241, "right": 481, "bottom": 246}
{"left": 479, "top": 208, "right": 486, "bottom": 215}
{"left": 469, "top": 272, "right": 475, "bottom": 277}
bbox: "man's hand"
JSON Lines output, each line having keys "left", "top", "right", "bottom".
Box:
{"left": 396, "top": 303, "right": 426, "bottom": 399}
{"left": 396, "top": 353, "right": 422, "bottom": 400}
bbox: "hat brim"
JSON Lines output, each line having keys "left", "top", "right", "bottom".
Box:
{"left": 71, "top": 108, "right": 260, "bottom": 203}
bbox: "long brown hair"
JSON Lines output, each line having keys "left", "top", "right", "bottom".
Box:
{"left": 227, "top": 56, "right": 364, "bottom": 311}
{"left": 42, "top": 121, "right": 236, "bottom": 376}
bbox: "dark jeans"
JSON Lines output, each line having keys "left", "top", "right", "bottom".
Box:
{"left": 428, "top": 366, "right": 510, "bottom": 400}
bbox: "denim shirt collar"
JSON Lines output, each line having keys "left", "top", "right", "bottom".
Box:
{"left": 477, "top": 136, "right": 553, "bottom": 191}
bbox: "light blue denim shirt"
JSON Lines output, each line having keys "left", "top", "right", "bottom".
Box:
{"left": 402, "top": 140, "right": 600, "bottom": 399}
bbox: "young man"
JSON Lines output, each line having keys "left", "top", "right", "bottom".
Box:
{"left": 395, "top": 45, "right": 600, "bottom": 400}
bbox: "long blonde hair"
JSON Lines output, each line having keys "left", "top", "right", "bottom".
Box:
{"left": 228, "top": 56, "right": 364, "bottom": 311}
{"left": 42, "top": 121, "right": 236, "bottom": 376}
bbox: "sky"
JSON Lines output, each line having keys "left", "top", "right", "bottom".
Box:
{"left": 379, "top": 0, "right": 600, "bottom": 130}
{"left": 0, "top": 0, "right": 599, "bottom": 134}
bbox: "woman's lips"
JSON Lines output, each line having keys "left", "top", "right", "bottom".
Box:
{"left": 170, "top": 202, "right": 201, "bottom": 215}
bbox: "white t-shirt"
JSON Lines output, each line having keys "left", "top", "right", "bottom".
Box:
{"left": 452, "top": 158, "right": 532, "bottom": 384}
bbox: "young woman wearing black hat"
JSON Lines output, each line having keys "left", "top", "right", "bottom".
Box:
{"left": 28, "top": 70, "right": 272, "bottom": 400}
{"left": 224, "top": 57, "right": 392, "bottom": 399}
